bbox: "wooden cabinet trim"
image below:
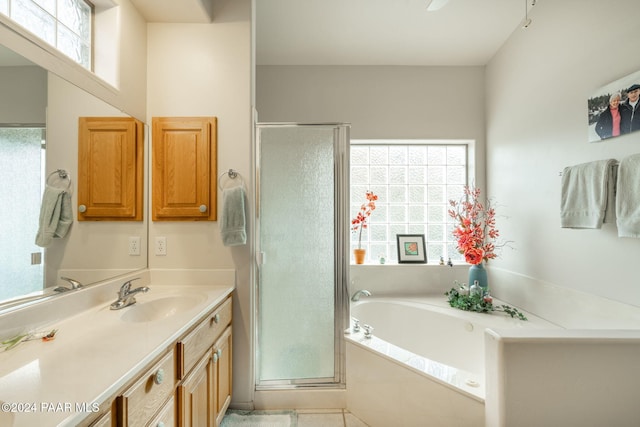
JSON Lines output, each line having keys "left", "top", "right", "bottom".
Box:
{"left": 77, "top": 117, "right": 144, "bottom": 221}
{"left": 116, "top": 350, "right": 176, "bottom": 427}
{"left": 84, "top": 296, "right": 232, "bottom": 427}
{"left": 213, "top": 326, "right": 232, "bottom": 427}
{"left": 177, "top": 296, "right": 232, "bottom": 380}
{"left": 152, "top": 117, "right": 217, "bottom": 221}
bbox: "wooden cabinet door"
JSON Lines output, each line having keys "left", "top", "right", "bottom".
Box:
{"left": 87, "top": 412, "right": 111, "bottom": 427}
{"left": 152, "top": 117, "right": 217, "bottom": 221}
{"left": 178, "top": 350, "right": 213, "bottom": 427}
{"left": 212, "top": 326, "right": 232, "bottom": 427}
{"left": 78, "top": 117, "right": 144, "bottom": 220}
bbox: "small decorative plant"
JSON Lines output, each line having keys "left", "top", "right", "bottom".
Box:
{"left": 351, "top": 191, "right": 378, "bottom": 249}
{"left": 445, "top": 283, "right": 527, "bottom": 320}
{"left": 448, "top": 185, "right": 499, "bottom": 265}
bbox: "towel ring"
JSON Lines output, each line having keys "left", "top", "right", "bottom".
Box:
{"left": 46, "top": 169, "right": 72, "bottom": 191}
{"left": 218, "top": 169, "right": 243, "bottom": 190}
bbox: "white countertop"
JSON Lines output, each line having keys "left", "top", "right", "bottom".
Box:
{"left": 0, "top": 280, "right": 235, "bottom": 427}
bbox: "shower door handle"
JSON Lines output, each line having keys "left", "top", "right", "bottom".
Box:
{"left": 257, "top": 251, "right": 266, "bottom": 265}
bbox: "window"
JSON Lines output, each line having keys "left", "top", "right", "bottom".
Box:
{"left": 1, "top": 0, "right": 93, "bottom": 69}
{"left": 350, "top": 140, "right": 470, "bottom": 264}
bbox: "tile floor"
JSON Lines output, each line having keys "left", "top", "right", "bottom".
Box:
{"left": 296, "top": 409, "right": 369, "bottom": 427}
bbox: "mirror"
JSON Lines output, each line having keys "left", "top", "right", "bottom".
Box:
{"left": 0, "top": 43, "right": 148, "bottom": 310}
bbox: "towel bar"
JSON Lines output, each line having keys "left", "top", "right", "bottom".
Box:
{"left": 559, "top": 161, "right": 618, "bottom": 176}
{"left": 46, "top": 169, "right": 71, "bottom": 191}
{"left": 218, "top": 168, "right": 243, "bottom": 190}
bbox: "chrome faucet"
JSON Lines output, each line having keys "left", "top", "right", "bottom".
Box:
{"left": 351, "top": 289, "right": 372, "bottom": 302}
{"left": 53, "top": 276, "right": 84, "bottom": 292}
{"left": 110, "top": 278, "right": 149, "bottom": 310}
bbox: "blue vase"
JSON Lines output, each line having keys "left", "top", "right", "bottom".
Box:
{"left": 468, "top": 263, "right": 488, "bottom": 294}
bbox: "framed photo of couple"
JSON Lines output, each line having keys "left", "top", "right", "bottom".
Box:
{"left": 588, "top": 69, "right": 640, "bottom": 142}
{"left": 396, "top": 234, "right": 427, "bottom": 264}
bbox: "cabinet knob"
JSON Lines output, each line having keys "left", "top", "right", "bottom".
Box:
{"left": 157, "top": 422, "right": 165, "bottom": 427}
{"left": 78, "top": 204, "right": 87, "bottom": 213}
{"left": 153, "top": 368, "right": 165, "bottom": 385}
{"left": 199, "top": 204, "right": 207, "bottom": 213}
{"left": 217, "top": 349, "right": 223, "bottom": 358}
{"left": 213, "top": 352, "right": 219, "bottom": 362}
{"left": 213, "top": 313, "right": 220, "bottom": 324}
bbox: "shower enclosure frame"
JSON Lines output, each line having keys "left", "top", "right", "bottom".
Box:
{"left": 254, "top": 122, "right": 350, "bottom": 390}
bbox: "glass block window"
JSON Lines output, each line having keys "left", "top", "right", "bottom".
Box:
{"left": 351, "top": 141, "right": 469, "bottom": 264}
{"left": 2, "top": 0, "right": 92, "bottom": 69}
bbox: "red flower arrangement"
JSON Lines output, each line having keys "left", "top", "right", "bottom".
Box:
{"left": 448, "top": 186, "right": 499, "bottom": 265}
{"left": 352, "top": 191, "right": 378, "bottom": 249}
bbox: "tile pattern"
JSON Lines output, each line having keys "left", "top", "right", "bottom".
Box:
{"left": 297, "top": 409, "right": 369, "bottom": 427}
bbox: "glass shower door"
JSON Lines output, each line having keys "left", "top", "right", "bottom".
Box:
{"left": 0, "top": 127, "right": 45, "bottom": 301}
{"left": 256, "top": 123, "right": 349, "bottom": 388}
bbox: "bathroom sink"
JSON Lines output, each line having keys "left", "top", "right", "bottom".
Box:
{"left": 120, "top": 294, "right": 205, "bottom": 323}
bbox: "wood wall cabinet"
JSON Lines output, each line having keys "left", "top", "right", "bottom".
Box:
{"left": 152, "top": 117, "right": 217, "bottom": 221}
{"left": 77, "top": 117, "right": 144, "bottom": 221}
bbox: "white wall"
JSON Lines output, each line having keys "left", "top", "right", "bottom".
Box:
{"left": 46, "top": 74, "right": 145, "bottom": 287}
{"left": 0, "top": 1, "right": 147, "bottom": 120}
{"left": 256, "top": 66, "right": 487, "bottom": 295}
{"left": 146, "top": 0, "right": 253, "bottom": 406}
{"left": 485, "top": 0, "right": 640, "bottom": 309}
{"left": 257, "top": 66, "right": 485, "bottom": 168}
{"left": 0, "top": 66, "right": 46, "bottom": 124}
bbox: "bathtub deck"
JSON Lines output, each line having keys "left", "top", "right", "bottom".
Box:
{"left": 345, "top": 330, "right": 484, "bottom": 401}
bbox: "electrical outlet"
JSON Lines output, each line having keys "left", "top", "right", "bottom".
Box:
{"left": 155, "top": 236, "right": 167, "bottom": 256}
{"left": 128, "top": 236, "right": 141, "bottom": 256}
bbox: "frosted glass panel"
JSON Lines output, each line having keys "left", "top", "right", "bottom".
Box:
{"left": 258, "top": 126, "right": 336, "bottom": 382}
{"left": 0, "top": 128, "right": 44, "bottom": 300}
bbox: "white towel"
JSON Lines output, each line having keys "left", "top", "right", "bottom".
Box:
{"left": 560, "top": 159, "right": 617, "bottom": 229}
{"left": 616, "top": 154, "right": 640, "bottom": 238}
{"left": 35, "top": 185, "right": 73, "bottom": 247}
{"left": 220, "top": 185, "right": 247, "bottom": 246}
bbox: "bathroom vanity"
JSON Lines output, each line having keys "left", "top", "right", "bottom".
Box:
{"left": 0, "top": 273, "right": 234, "bottom": 427}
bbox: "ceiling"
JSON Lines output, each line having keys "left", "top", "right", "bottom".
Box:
{"left": 127, "top": 0, "right": 536, "bottom": 67}
{"left": 255, "top": 0, "right": 535, "bottom": 66}
{"left": 129, "top": 0, "right": 214, "bottom": 23}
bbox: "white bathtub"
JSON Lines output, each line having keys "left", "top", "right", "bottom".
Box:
{"left": 345, "top": 296, "right": 559, "bottom": 427}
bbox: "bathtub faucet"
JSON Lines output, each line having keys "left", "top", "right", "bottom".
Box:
{"left": 363, "top": 324, "right": 374, "bottom": 339}
{"left": 351, "top": 289, "right": 372, "bottom": 302}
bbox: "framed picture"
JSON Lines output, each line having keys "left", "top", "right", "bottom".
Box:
{"left": 587, "top": 69, "right": 640, "bottom": 142}
{"left": 396, "top": 234, "right": 427, "bottom": 264}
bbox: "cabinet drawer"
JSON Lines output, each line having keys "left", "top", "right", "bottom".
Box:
{"left": 116, "top": 350, "right": 176, "bottom": 427}
{"left": 178, "top": 296, "right": 232, "bottom": 379}
{"left": 148, "top": 395, "right": 176, "bottom": 427}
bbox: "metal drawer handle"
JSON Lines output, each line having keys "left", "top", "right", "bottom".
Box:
{"left": 153, "top": 368, "right": 165, "bottom": 385}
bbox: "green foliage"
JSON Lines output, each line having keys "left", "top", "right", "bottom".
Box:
{"left": 445, "top": 287, "right": 527, "bottom": 321}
